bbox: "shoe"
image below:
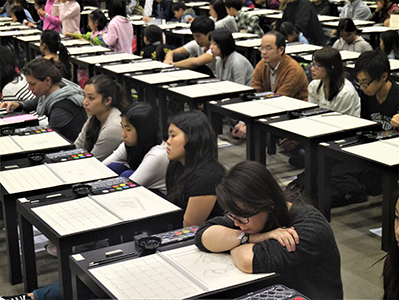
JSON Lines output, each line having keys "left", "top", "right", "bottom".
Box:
{"left": 288, "top": 154, "right": 305, "bottom": 169}
{"left": 1, "top": 294, "right": 31, "bottom": 300}
{"left": 45, "top": 242, "right": 58, "bottom": 257}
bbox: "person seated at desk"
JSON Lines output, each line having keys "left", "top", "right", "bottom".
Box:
{"left": 101, "top": 0, "right": 133, "bottom": 54}
{"left": 354, "top": 50, "right": 399, "bottom": 130}
{"left": 163, "top": 16, "right": 216, "bottom": 77}
{"left": 142, "top": 0, "right": 174, "bottom": 22}
{"left": 277, "top": 0, "right": 326, "bottom": 46}
{"left": 210, "top": 0, "right": 238, "bottom": 32}
{"left": 382, "top": 195, "right": 399, "bottom": 299}
{"left": 140, "top": 24, "right": 171, "bottom": 61}
{"left": 332, "top": 18, "right": 372, "bottom": 53}
{"left": 65, "top": 9, "right": 108, "bottom": 46}
{"left": 0, "top": 46, "right": 35, "bottom": 102}
{"left": 171, "top": 2, "right": 196, "bottom": 23}
{"left": 10, "top": 5, "right": 26, "bottom": 23}
{"left": 0, "top": 58, "right": 87, "bottom": 142}
{"left": 24, "top": 0, "right": 45, "bottom": 30}
{"left": 0, "top": 0, "right": 14, "bottom": 17}
{"left": 254, "top": 0, "right": 280, "bottom": 10}
{"left": 210, "top": 29, "right": 254, "bottom": 86}
{"left": 51, "top": 0, "right": 81, "bottom": 34}
{"left": 279, "top": 21, "right": 309, "bottom": 44}
{"left": 103, "top": 102, "right": 169, "bottom": 195}
{"left": 340, "top": 0, "right": 371, "bottom": 20}
{"left": 38, "top": 0, "right": 62, "bottom": 32}
{"left": 369, "top": 0, "right": 398, "bottom": 26}
{"left": 75, "top": 74, "right": 129, "bottom": 161}
{"left": 195, "top": 160, "right": 343, "bottom": 300}
{"left": 224, "top": 0, "right": 264, "bottom": 37}
{"left": 380, "top": 31, "right": 399, "bottom": 59}
{"left": 166, "top": 111, "right": 225, "bottom": 227}
{"left": 309, "top": 47, "right": 360, "bottom": 117}
{"left": 311, "top": 0, "right": 331, "bottom": 15}
{"left": 232, "top": 31, "right": 308, "bottom": 139}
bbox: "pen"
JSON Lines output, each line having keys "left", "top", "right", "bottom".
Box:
{"left": 88, "top": 251, "right": 139, "bottom": 267}
{"left": 30, "top": 193, "right": 65, "bottom": 204}
{"left": 340, "top": 140, "right": 360, "bottom": 148}
{"left": 321, "top": 113, "right": 342, "bottom": 117}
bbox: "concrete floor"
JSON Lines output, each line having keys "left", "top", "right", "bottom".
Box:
{"left": 0, "top": 129, "right": 386, "bottom": 299}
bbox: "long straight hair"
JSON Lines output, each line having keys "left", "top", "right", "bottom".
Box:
{"left": 313, "top": 47, "right": 345, "bottom": 101}
{"left": 166, "top": 111, "right": 224, "bottom": 207}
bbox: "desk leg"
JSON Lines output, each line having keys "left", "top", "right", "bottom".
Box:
{"left": 267, "top": 133, "right": 277, "bottom": 155}
{"left": 3, "top": 198, "right": 22, "bottom": 284}
{"left": 254, "top": 127, "right": 266, "bottom": 165}
{"left": 72, "top": 272, "right": 92, "bottom": 300}
{"left": 88, "top": 65, "right": 94, "bottom": 79}
{"left": 317, "top": 149, "right": 332, "bottom": 221}
{"left": 381, "top": 169, "right": 398, "bottom": 252}
{"left": 304, "top": 142, "right": 318, "bottom": 206}
{"left": 58, "top": 240, "right": 73, "bottom": 300}
{"left": 207, "top": 109, "right": 223, "bottom": 136}
{"left": 158, "top": 91, "right": 168, "bottom": 140}
{"left": 19, "top": 213, "right": 38, "bottom": 291}
{"left": 246, "top": 121, "right": 257, "bottom": 161}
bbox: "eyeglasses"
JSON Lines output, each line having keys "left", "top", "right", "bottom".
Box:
{"left": 224, "top": 211, "right": 252, "bottom": 224}
{"left": 355, "top": 78, "right": 375, "bottom": 88}
{"left": 310, "top": 62, "right": 323, "bottom": 69}
{"left": 258, "top": 46, "right": 275, "bottom": 52}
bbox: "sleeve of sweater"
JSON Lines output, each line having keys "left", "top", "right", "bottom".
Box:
{"left": 102, "top": 142, "right": 128, "bottom": 166}
{"left": 47, "top": 11, "right": 62, "bottom": 26}
{"left": 251, "top": 61, "right": 267, "bottom": 93}
{"left": 74, "top": 118, "right": 88, "bottom": 149}
{"left": 307, "top": 80, "right": 319, "bottom": 105}
{"left": 230, "top": 55, "right": 253, "bottom": 86}
{"left": 353, "top": 5, "right": 371, "bottom": 20}
{"left": 19, "top": 97, "right": 39, "bottom": 112}
{"left": 244, "top": 15, "right": 260, "bottom": 34}
{"left": 102, "top": 19, "right": 118, "bottom": 47}
{"left": 294, "top": 2, "right": 311, "bottom": 31}
{"left": 275, "top": 61, "right": 308, "bottom": 99}
{"left": 333, "top": 81, "right": 361, "bottom": 117}
{"left": 162, "top": 0, "right": 174, "bottom": 21}
{"left": 89, "top": 122, "right": 122, "bottom": 161}
{"left": 59, "top": 2, "right": 80, "bottom": 21}
{"left": 51, "top": 3, "right": 59, "bottom": 16}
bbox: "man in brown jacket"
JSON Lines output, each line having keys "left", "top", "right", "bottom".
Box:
{"left": 233, "top": 31, "right": 309, "bottom": 139}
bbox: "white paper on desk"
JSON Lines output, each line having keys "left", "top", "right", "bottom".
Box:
{"left": 32, "top": 196, "right": 122, "bottom": 236}
{"left": 48, "top": 157, "right": 116, "bottom": 184}
{"left": 16, "top": 35, "right": 40, "bottom": 41}
{"left": 389, "top": 59, "right": 399, "bottom": 71}
{"left": 360, "top": 26, "right": 393, "bottom": 33}
{"left": 232, "top": 32, "right": 258, "bottom": 39}
{"left": 0, "top": 136, "right": 23, "bottom": 155}
{"left": 92, "top": 186, "right": 181, "bottom": 221}
{"left": 172, "top": 28, "right": 192, "bottom": 35}
{"left": 11, "top": 131, "right": 70, "bottom": 152}
{"left": 68, "top": 46, "right": 111, "bottom": 55}
{"left": 339, "top": 50, "right": 360, "bottom": 61}
{"left": 381, "top": 137, "right": 399, "bottom": 147}
{"left": 0, "top": 164, "right": 64, "bottom": 194}
{"left": 61, "top": 39, "right": 90, "bottom": 47}
{"left": 104, "top": 61, "right": 169, "bottom": 73}
{"left": 206, "top": 81, "right": 254, "bottom": 93}
{"left": 261, "top": 96, "right": 317, "bottom": 111}
{"left": 235, "top": 38, "right": 261, "bottom": 47}
{"left": 271, "top": 117, "right": 342, "bottom": 137}
{"left": 308, "top": 113, "right": 376, "bottom": 130}
{"left": 342, "top": 141, "right": 399, "bottom": 166}
{"left": 317, "top": 15, "right": 340, "bottom": 22}
{"left": 222, "top": 101, "right": 284, "bottom": 117}
{"left": 285, "top": 44, "right": 322, "bottom": 54}
{"left": 134, "top": 70, "right": 208, "bottom": 84}
{"left": 169, "top": 84, "right": 220, "bottom": 97}
{"left": 78, "top": 53, "right": 141, "bottom": 64}
{"left": 0, "top": 25, "right": 29, "bottom": 31}
{"left": 246, "top": 9, "right": 280, "bottom": 16}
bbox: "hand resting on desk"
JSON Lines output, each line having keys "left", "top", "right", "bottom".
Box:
{"left": 0, "top": 101, "right": 20, "bottom": 113}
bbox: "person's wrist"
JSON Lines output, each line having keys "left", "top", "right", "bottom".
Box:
{"left": 45, "top": 12, "right": 49, "bottom": 18}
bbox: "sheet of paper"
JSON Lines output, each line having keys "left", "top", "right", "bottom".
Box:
{"left": 89, "top": 252, "right": 205, "bottom": 299}
{"left": 48, "top": 157, "right": 116, "bottom": 184}
{"left": 232, "top": 32, "right": 259, "bottom": 39}
{"left": 11, "top": 131, "right": 70, "bottom": 152}
{"left": 222, "top": 101, "right": 285, "bottom": 117}
{"left": 235, "top": 38, "right": 261, "bottom": 47}
{"left": 0, "top": 136, "right": 23, "bottom": 155}
{"left": 318, "top": 15, "right": 340, "bottom": 22}
{"left": 32, "top": 197, "right": 121, "bottom": 236}
{"left": 389, "top": 59, "right": 399, "bottom": 71}
{"left": 260, "top": 96, "right": 317, "bottom": 111}
{"left": 207, "top": 81, "right": 254, "bottom": 93}
{"left": 93, "top": 186, "right": 181, "bottom": 221}
{"left": 104, "top": 61, "right": 169, "bottom": 73}
{"left": 247, "top": 9, "right": 281, "bottom": 16}
{"left": 339, "top": 50, "right": 360, "bottom": 61}
{"left": 308, "top": 113, "right": 376, "bottom": 130}
{"left": 134, "top": 70, "right": 208, "bottom": 84}
{"left": 169, "top": 84, "right": 221, "bottom": 97}
{"left": 360, "top": 26, "right": 394, "bottom": 33}
{"left": 270, "top": 117, "right": 342, "bottom": 137}
{"left": 2, "top": 114, "right": 37, "bottom": 124}
{"left": 285, "top": 44, "right": 322, "bottom": 54}
{"left": 16, "top": 34, "right": 41, "bottom": 42}
{"left": 67, "top": 46, "right": 111, "bottom": 55}
{"left": 61, "top": 39, "right": 90, "bottom": 47}
{"left": 0, "top": 25, "right": 29, "bottom": 31}
{"left": 342, "top": 140, "right": 399, "bottom": 166}
{"left": 381, "top": 137, "right": 399, "bottom": 147}
{"left": 77, "top": 53, "right": 141, "bottom": 64}
{"left": 172, "top": 28, "right": 192, "bottom": 35}
{"left": 0, "top": 164, "right": 64, "bottom": 194}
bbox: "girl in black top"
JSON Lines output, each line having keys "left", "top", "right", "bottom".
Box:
{"left": 140, "top": 25, "right": 171, "bottom": 62}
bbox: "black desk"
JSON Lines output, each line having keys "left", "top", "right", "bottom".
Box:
{"left": 318, "top": 137, "right": 399, "bottom": 251}
{"left": 17, "top": 186, "right": 183, "bottom": 300}
{"left": 70, "top": 239, "right": 280, "bottom": 300}
{"left": 207, "top": 95, "right": 317, "bottom": 160}
{"left": 254, "top": 114, "right": 379, "bottom": 204}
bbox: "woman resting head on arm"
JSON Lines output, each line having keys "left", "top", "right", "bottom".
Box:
{"left": 309, "top": 46, "right": 360, "bottom": 117}
{"left": 382, "top": 195, "right": 399, "bottom": 299}
{"left": 195, "top": 160, "right": 343, "bottom": 299}
{"left": 75, "top": 74, "right": 129, "bottom": 161}
{"left": 40, "top": 29, "right": 73, "bottom": 81}
{"left": 103, "top": 102, "right": 169, "bottom": 195}
{"left": 166, "top": 110, "right": 225, "bottom": 227}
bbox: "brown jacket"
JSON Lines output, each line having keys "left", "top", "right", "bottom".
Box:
{"left": 251, "top": 54, "right": 308, "bottom": 101}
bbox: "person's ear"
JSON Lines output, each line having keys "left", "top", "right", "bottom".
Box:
{"left": 105, "top": 96, "right": 112, "bottom": 106}
{"left": 381, "top": 72, "right": 389, "bottom": 82}
{"left": 278, "top": 46, "right": 284, "bottom": 55}
{"left": 44, "top": 76, "right": 52, "bottom": 86}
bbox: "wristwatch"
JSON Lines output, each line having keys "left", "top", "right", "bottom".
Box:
{"left": 237, "top": 232, "right": 249, "bottom": 245}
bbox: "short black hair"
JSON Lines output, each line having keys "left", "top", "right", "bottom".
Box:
{"left": 15, "top": 0, "right": 27, "bottom": 8}
{"left": 190, "top": 16, "right": 214, "bottom": 34}
{"left": 265, "top": 30, "right": 286, "bottom": 51}
{"left": 224, "top": 0, "right": 243, "bottom": 10}
{"left": 210, "top": 0, "right": 227, "bottom": 21}
{"left": 337, "top": 18, "right": 357, "bottom": 35}
{"left": 209, "top": 29, "right": 235, "bottom": 58}
{"left": 11, "top": 6, "right": 26, "bottom": 23}
{"left": 89, "top": 9, "right": 108, "bottom": 31}
{"left": 109, "top": 0, "right": 127, "bottom": 19}
{"left": 171, "top": 2, "right": 186, "bottom": 12}
{"left": 354, "top": 50, "right": 390, "bottom": 82}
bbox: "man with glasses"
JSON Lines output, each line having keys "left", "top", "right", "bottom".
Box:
{"left": 232, "top": 31, "right": 308, "bottom": 139}
{"left": 354, "top": 50, "right": 399, "bottom": 130}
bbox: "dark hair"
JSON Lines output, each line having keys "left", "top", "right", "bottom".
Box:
{"left": 209, "top": 29, "right": 235, "bottom": 58}
{"left": 83, "top": 75, "right": 129, "bottom": 152}
{"left": 313, "top": 47, "right": 345, "bottom": 101}
{"left": 382, "top": 194, "right": 399, "bottom": 299}
{"left": 144, "top": 24, "right": 163, "bottom": 44}
{"left": 171, "top": 2, "right": 186, "bottom": 12}
{"left": 190, "top": 16, "right": 215, "bottom": 34}
{"left": 0, "top": 46, "right": 20, "bottom": 90}
{"left": 143, "top": 25, "right": 170, "bottom": 61}
{"left": 109, "top": 0, "right": 127, "bottom": 19}
{"left": 121, "top": 102, "right": 162, "bottom": 170}
{"left": 34, "top": 0, "right": 46, "bottom": 7}
{"left": 337, "top": 18, "right": 357, "bottom": 36}
{"left": 354, "top": 50, "right": 391, "bottom": 82}
{"left": 15, "top": 0, "right": 27, "bottom": 8}
{"left": 225, "top": 0, "right": 243, "bottom": 10}
{"left": 265, "top": 30, "right": 286, "bottom": 52}
{"left": 380, "top": 30, "right": 399, "bottom": 59}
{"left": 11, "top": 6, "right": 27, "bottom": 23}
{"left": 89, "top": 9, "right": 107, "bottom": 31}
{"left": 210, "top": 0, "right": 227, "bottom": 21}
{"left": 22, "top": 57, "right": 62, "bottom": 84}
{"left": 40, "top": 30, "right": 72, "bottom": 80}
{"left": 279, "top": 21, "right": 299, "bottom": 39}
{"left": 166, "top": 111, "right": 223, "bottom": 206}
{"left": 216, "top": 160, "right": 290, "bottom": 232}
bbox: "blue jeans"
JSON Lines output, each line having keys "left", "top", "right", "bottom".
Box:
{"left": 33, "top": 283, "right": 60, "bottom": 300}
{"left": 107, "top": 162, "right": 134, "bottom": 178}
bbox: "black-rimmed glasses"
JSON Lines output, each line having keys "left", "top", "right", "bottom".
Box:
{"left": 224, "top": 211, "right": 251, "bottom": 224}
